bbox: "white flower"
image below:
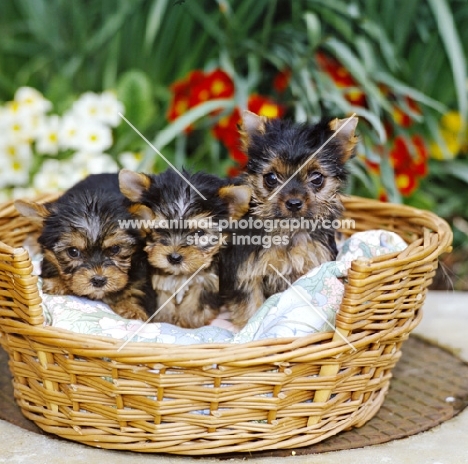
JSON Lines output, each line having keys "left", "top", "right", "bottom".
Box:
{"left": 77, "top": 122, "right": 112, "bottom": 153}
{"left": 119, "top": 151, "right": 144, "bottom": 170}
{"left": 35, "top": 115, "right": 61, "bottom": 155}
{"left": 14, "top": 87, "right": 52, "bottom": 115}
{"left": 72, "top": 92, "right": 102, "bottom": 121}
{"left": 33, "top": 158, "right": 82, "bottom": 191}
{"left": 71, "top": 91, "right": 124, "bottom": 127}
{"left": 59, "top": 112, "right": 81, "bottom": 150}
{"left": 0, "top": 138, "right": 32, "bottom": 188}
{"left": 99, "top": 91, "right": 124, "bottom": 127}
{"left": 70, "top": 151, "right": 118, "bottom": 175}
{"left": 1, "top": 102, "right": 37, "bottom": 142}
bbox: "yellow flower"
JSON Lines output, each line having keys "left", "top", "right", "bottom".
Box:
{"left": 258, "top": 103, "right": 280, "bottom": 118}
{"left": 440, "top": 111, "right": 463, "bottom": 133}
{"left": 430, "top": 111, "right": 465, "bottom": 159}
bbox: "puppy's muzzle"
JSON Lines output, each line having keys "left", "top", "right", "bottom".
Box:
{"left": 285, "top": 198, "right": 303, "bottom": 212}
{"left": 167, "top": 253, "right": 183, "bottom": 265}
{"left": 90, "top": 275, "right": 108, "bottom": 288}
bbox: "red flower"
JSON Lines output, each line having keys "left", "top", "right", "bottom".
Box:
{"left": 167, "top": 69, "right": 235, "bottom": 129}
{"left": 273, "top": 69, "right": 291, "bottom": 93}
{"left": 316, "top": 52, "right": 366, "bottom": 107}
{"left": 366, "top": 135, "right": 429, "bottom": 197}
{"left": 189, "top": 69, "right": 235, "bottom": 108}
{"left": 316, "top": 52, "right": 355, "bottom": 86}
{"left": 345, "top": 89, "right": 366, "bottom": 107}
{"left": 389, "top": 135, "right": 429, "bottom": 195}
{"left": 167, "top": 70, "right": 284, "bottom": 176}
{"left": 167, "top": 70, "right": 206, "bottom": 122}
{"left": 248, "top": 94, "right": 285, "bottom": 119}
{"left": 395, "top": 173, "right": 418, "bottom": 196}
{"left": 212, "top": 108, "right": 241, "bottom": 147}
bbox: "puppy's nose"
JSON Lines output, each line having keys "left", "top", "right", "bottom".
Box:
{"left": 167, "top": 253, "right": 183, "bottom": 265}
{"left": 90, "top": 275, "right": 107, "bottom": 288}
{"left": 285, "top": 198, "right": 303, "bottom": 212}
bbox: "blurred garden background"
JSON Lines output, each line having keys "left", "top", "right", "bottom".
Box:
{"left": 0, "top": 0, "right": 467, "bottom": 288}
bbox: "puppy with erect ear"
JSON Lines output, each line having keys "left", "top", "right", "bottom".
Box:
{"left": 119, "top": 168, "right": 252, "bottom": 329}
{"left": 220, "top": 110, "right": 359, "bottom": 329}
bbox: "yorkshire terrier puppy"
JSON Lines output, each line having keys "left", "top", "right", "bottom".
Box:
{"left": 15, "top": 173, "right": 155, "bottom": 321}
{"left": 119, "top": 168, "right": 250, "bottom": 329}
{"left": 220, "top": 110, "right": 359, "bottom": 328}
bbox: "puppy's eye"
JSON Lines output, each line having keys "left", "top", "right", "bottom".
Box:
{"left": 193, "top": 229, "right": 205, "bottom": 237}
{"left": 67, "top": 247, "right": 80, "bottom": 259}
{"left": 108, "top": 245, "right": 121, "bottom": 256}
{"left": 309, "top": 172, "right": 324, "bottom": 187}
{"left": 263, "top": 172, "right": 278, "bottom": 188}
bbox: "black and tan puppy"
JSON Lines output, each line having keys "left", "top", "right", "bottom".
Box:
{"left": 15, "top": 173, "right": 155, "bottom": 321}
{"left": 119, "top": 168, "right": 250, "bottom": 328}
{"left": 220, "top": 110, "right": 359, "bottom": 328}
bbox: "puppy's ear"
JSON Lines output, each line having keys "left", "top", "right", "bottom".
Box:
{"left": 119, "top": 169, "right": 151, "bottom": 202}
{"left": 14, "top": 199, "right": 50, "bottom": 221}
{"left": 218, "top": 185, "right": 251, "bottom": 220}
{"left": 128, "top": 204, "right": 154, "bottom": 235}
{"left": 239, "top": 110, "right": 268, "bottom": 151}
{"left": 329, "top": 116, "right": 359, "bottom": 162}
{"left": 128, "top": 204, "right": 154, "bottom": 221}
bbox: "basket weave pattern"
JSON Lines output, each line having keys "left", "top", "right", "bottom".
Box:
{"left": 0, "top": 195, "right": 452, "bottom": 454}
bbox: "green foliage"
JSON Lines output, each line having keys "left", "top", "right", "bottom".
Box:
{"left": 0, "top": 0, "right": 467, "bottom": 230}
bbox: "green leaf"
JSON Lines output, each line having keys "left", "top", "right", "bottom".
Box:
{"left": 427, "top": 0, "right": 467, "bottom": 118}
{"left": 117, "top": 69, "right": 155, "bottom": 130}
{"left": 380, "top": 155, "right": 402, "bottom": 203}
{"left": 304, "top": 12, "right": 321, "bottom": 49}
{"left": 139, "top": 99, "right": 236, "bottom": 170}
{"left": 374, "top": 71, "right": 446, "bottom": 113}
{"left": 348, "top": 157, "right": 375, "bottom": 193}
{"left": 392, "top": 0, "right": 420, "bottom": 52}
{"left": 435, "top": 160, "right": 468, "bottom": 184}
{"left": 144, "top": 0, "right": 169, "bottom": 52}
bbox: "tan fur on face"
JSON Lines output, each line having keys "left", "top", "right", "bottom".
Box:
{"left": 246, "top": 159, "right": 344, "bottom": 220}
{"left": 145, "top": 240, "right": 220, "bottom": 276}
{"left": 68, "top": 267, "right": 129, "bottom": 299}
{"left": 40, "top": 216, "right": 149, "bottom": 320}
{"left": 142, "top": 214, "right": 222, "bottom": 328}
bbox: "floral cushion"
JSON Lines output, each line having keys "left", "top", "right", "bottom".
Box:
{"left": 39, "top": 230, "right": 407, "bottom": 345}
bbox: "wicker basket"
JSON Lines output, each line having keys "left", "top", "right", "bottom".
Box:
{"left": 0, "top": 194, "right": 452, "bottom": 455}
